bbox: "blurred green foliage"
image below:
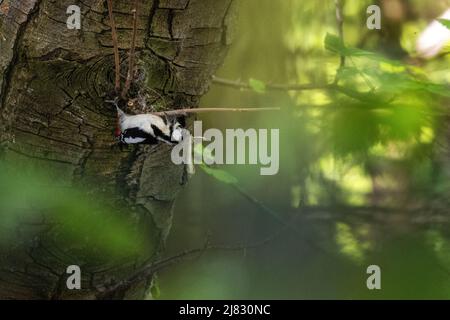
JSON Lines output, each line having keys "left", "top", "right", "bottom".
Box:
{"left": 439, "top": 19, "right": 450, "bottom": 29}
{"left": 0, "top": 162, "right": 154, "bottom": 262}
{"left": 161, "top": 0, "right": 450, "bottom": 299}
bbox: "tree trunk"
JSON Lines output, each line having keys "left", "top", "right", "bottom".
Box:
{"left": 0, "top": 0, "right": 236, "bottom": 299}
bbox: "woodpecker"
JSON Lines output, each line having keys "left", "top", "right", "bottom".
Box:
{"left": 111, "top": 100, "right": 185, "bottom": 145}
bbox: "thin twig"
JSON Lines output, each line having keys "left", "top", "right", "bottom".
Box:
{"left": 121, "top": 0, "right": 138, "bottom": 99}
{"left": 334, "top": 0, "right": 345, "bottom": 68}
{"left": 97, "top": 229, "right": 284, "bottom": 295}
{"left": 152, "top": 107, "right": 281, "bottom": 116}
{"left": 211, "top": 77, "right": 385, "bottom": 103}
{"left": 105, "top": 99, "right": 281, "bottom": 116}
{"left": 231, "top": 184, "right": 332, "bottom": 255}
{"left": 212, "top": 76, "right": 332, "bottom": 92}
{"left": 151, "top": 233, "right": 282, "bottom": 273}
{"left": 96, "top": 178, "right": 335, "bottom": 295}
{"left": 107, "top": 0, "right": 121, "bottom": 93}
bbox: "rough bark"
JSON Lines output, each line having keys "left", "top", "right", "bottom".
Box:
{"left": 0, "top": 0, "right": 236, "bottom": 299}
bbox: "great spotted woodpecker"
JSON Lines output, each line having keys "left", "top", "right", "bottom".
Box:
{"left": 110, "top": 100, "right": 185, "bottom": 145}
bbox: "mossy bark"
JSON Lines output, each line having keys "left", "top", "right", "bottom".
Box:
{"left": 0, "top": 0, "right": 236, "bottom": 299}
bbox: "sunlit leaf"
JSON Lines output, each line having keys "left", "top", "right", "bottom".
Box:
{"left": 325, "top": 33, "right": 378, "bottom": 59}
{"left": 150, "top": 275, "right": 161, "bottom": 299}
{"left": 248, "top": 78, "right": 266, "bottom": 93}
{"left": 335, "top": 222, "right": 367, "bottom": 264}
{"left": 325, "top": 33, "right": 402, "bottom": 65}
{"left": 438, "top": 19, "right": 450, "bottom": 29}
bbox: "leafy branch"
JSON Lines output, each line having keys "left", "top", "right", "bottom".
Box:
{"left": 212, "top": 75, "right": 390, "bottom": 104}
{"left": 212, "top": 33, "right": 450, "bottom": 105}
{"left": 438, "top": 19, "right": 450, "bottom": 29}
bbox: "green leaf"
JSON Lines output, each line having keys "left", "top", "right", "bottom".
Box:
{"left": 150, "top": 276, "right": 161, "bottom": 299}
{"left": 423, "top": 82, "right": 450, "bottom": 98}
{"left": 248, "top": 78, "right": 266, "bottom": 93}
{"left": 324, "top": 33, "right": 376, "bottom": 58}
{"left": 200, "top": 165, "right": 238, "bottom": 185}
{"left": 438, "top": 19, "right": 450, "bottom": 29}
{"left": 324, "top": 33, "right": 402, "bottom": 65}
{"left": 324, "top": 33, "right": 347, "bottom": 55}
{"left": 335, "top": 63, "right": 450, "bottom": 100}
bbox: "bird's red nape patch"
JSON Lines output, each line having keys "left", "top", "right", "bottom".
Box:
{"left": 115, "top": 127, "right": 121, "bottom": 137}
{"left": 114, "top": 117, "right": 121, "bottom": 137}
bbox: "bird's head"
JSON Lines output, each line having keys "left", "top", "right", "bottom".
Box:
{"left": 170, "top": 121, "right": 184, "bottom": 143}
{"left": 106, "top": 98, "right": 126, "bottom": 138}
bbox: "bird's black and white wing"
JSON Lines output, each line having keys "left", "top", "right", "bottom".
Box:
{"left": 120, "top": 127, "right": 158, "bottom": 145}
